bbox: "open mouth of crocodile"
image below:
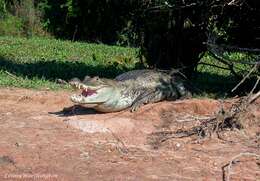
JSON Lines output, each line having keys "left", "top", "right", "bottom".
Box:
{"left": 70, "top": 80, "right": 112, "bottom": 105}
{"left": 81, "top": 88, "right": 97, "bottom": 97}
{"left": 70, "top": 86, "right": 101, "bottom": 105}
{"left": 71, "top": 82, "right": 99, "bottom": 97}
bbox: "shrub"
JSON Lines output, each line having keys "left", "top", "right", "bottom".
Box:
{"left": 0, "top": 0, "right": 49, "bottom": 37}
{"left": 0, "top": 0, "right": 7, "bottom": 18}
{"left": 0, "top": 14, "right": 23, "bottom": 36}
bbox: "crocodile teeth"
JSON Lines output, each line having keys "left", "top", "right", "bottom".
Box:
{"left": 75, "top": 84, "right": 83, "bottom": 89}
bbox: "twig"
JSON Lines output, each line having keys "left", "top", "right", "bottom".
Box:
{"left": 206, "top": 43, "right": 260, "bottom": 66}
{"left": 232, "top": 64, "right": 257, "bottom": 92}
{"left": 198, "top": 62, "right": 232, "bottom": 71}
{"left": 145, "top": 2, "right": 199, "bottom": 12}
{"left": 152, "top": 95, "right": 251, "bottom": 145}
{"left": 207, "top": 43, "right": 260, "bottom": 54}
{"left": 208, "top": 50, "right": 239, "bottom": 77}
{"left": 248, "top": 90, "right": 260, "bottom": 104}
{"left": 222, "top": 152, "right": 260, "bottom": 181}
{"left": 227, "top": 0, "right": 238, "bottom": 5}
{"left": 107, "top": 128, "right": 128, "bottom": 154}
{"left": 4, "top": 70, "right": 21, "bottom": 81}
{"left": 249, "top": 76, "right": 260, "bottom": 95}
{"left": 72, "top": 25, "right": 78, "bottom": 41}
{"left": 176, "top": 114, "right": 212, "bottom": 122}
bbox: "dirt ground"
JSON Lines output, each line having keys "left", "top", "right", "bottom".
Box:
{"left": 0, "top": 87, "right": 259, "bottom": 181}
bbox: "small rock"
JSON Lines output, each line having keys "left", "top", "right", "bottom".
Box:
{"left": 176, "top": 143, "right": 181, "bottom": 147}
{"left": 80, "top": 152, "right": 89, "bottom": 159}
{"left": 15, "top": 142, "right": 21, "bottom": 147}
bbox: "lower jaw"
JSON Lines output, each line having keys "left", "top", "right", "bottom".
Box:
{"left": 70, "top": 95, "right": 101, "bottom": 107}
{"left": 81, "top": 104, "right": 99, "bottom": 108}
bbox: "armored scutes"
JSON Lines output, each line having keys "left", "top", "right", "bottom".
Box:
{"left": 69, "top": 69, "right": 191, "bottom": 112}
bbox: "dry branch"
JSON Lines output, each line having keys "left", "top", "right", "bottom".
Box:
{"left": 222, "top": 152, "right": 260, "bottom": 181}
{"left": 249, "top": 76, "right": 260, "bottom": 95}
{"left": 207, "top": 43, "right": 260, "bottom": 54}
{"left": 198, "top": 62, "right": 233, "bottom": 71}
{"left": 208, "top": 50, "right": 239, "bottom": 77}
{"left": 249, "top": 90, "right": 260, "bottom": 104}
{"left": 231, "top": 63, "right": 258, "bottom": 92}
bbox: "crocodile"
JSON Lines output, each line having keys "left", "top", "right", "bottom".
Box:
{"left": 69, "top": 69, "right": 191, "bottom": 112}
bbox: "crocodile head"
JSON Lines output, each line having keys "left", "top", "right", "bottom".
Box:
{"left": 69, "top": 76, "right": 117, "bottom": 107}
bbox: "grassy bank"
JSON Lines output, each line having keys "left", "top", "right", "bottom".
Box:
{"left": 0, "top": 36, "right": 139, "bottom": 89}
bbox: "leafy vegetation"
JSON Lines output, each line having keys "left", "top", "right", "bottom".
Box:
{"left": 195, "top": 53, "right": 253, "bottom": 98}
{"left": 0, "top": 0, "right": 48, "bottom": 37}
{"left": 0, "top": 1, "right": 259, "bottom": 78}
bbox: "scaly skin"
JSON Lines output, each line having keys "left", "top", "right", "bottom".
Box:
{"left": 69, "top": 69, "right": 190, "bottom": 112}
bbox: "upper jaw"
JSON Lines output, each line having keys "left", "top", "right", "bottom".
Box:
{"left": 70, "top": 81, "right": 107, "bottom": 91}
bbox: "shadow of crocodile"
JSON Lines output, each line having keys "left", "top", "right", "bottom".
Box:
{"left": 49, "top": 105, "right": 99, "bottom": 116}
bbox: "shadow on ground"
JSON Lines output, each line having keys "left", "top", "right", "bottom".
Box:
{"left": 49, "top": 105, "right": 99, "bottom": 116}
{"left": 0, "top": 56, "right": 136, "bottom": 81}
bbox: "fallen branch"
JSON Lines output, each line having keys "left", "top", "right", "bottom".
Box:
{"left": 232, "top": 63, "right": 258, "bottom": 92}
{"left": 249, "top": 76, "right": 260, "bottom": 95}
{"left": 249, "top": 90, "right": 260, "bottom": 104}
{"left": 222, "top": 152, "right": 260, "bottom": 181}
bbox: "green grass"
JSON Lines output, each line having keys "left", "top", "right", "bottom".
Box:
{"left": 0, "top": 36, "right": 257, "bottom": 97}
{"left": 194, "top": 52, "right": 255, "bottom": 98}
{"left": 0, "top": 36, "right": 140, "bottom": 89}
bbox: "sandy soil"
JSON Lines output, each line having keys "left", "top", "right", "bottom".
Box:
{"left": 0, "top": 87, "right": 259, "bottom": 181}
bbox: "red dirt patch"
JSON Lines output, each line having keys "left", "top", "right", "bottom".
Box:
{"left": 0, "top": 88, "right": 259, "bottom": 180}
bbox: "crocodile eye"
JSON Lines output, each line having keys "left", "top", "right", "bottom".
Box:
{"left": 93, "top": 76, "right": 99, "bottom": 81}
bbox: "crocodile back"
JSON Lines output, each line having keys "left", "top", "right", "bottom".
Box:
{"left": 115, "top": 69, "right": 191, "bottom": 98}
{"left": 115, "top": 69, "right": 165, "bottom": 81}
